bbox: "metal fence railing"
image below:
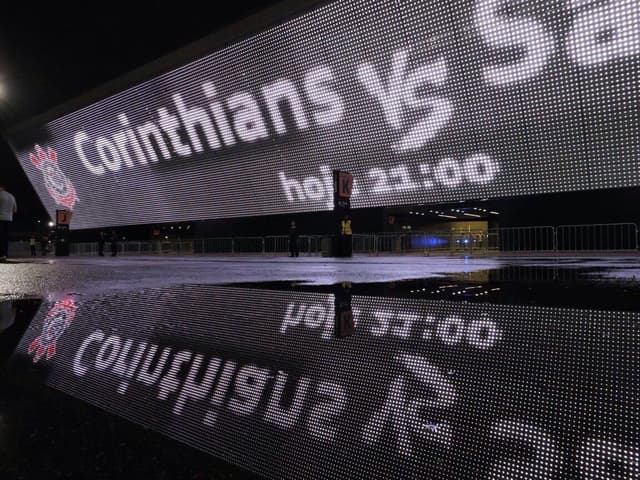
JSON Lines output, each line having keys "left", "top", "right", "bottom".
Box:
{"left": 556, "top": 223, "right": 638, "bottom": 251}
{"left": 370, "top": 231, "right": 489, "bottom": 255}
{"left": 488, "top": 226, "right": 555, "bottom": 252}
{"left": 7, "top": 223, "right": 640, "bottom": 258}
{"left": 7, "top": 242, "right": 32, "bottom": 258}
{"left": 73, "top": 242, "right": 98, "bottom": 256}
{"left": 199, "top": 238, "right": 233, "bottom": 254}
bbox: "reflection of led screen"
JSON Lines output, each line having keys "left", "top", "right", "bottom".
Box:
{"left": 5, "top": 1, "right": 640, "bottom": 228}
{"left": 13, "top": 286, "right": 639, "bottom": 479}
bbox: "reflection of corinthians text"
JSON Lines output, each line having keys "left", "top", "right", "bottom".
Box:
{"left": 70, "top": 322, "right": 638, "bottom": 478}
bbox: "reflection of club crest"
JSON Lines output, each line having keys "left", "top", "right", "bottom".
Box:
{"left": 29, "top": 145, "right": 79, "bottom": 210}
{"left": 28, "top": 298, "right": 76, "bottom": 363}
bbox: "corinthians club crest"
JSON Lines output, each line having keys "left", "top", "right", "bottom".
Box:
{"left": 28, "top": 298, "right": 76, "bottom": 363}
{"left": 29, "top": 144, "right": 79, "bottom": 210}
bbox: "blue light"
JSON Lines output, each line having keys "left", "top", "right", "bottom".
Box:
{"left": 413, "top": 236, "right": 448, "bottom": 248}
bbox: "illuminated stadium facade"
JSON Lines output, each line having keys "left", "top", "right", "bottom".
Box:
{"left": 5, "top": 0, "right": 640, "bottom": 231}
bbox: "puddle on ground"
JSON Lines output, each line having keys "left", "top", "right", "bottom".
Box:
{"left": 1, "top": 264, "right": 638, "bottom": 480}
{"left": 233, "top": 265, "right": 640, "bottom": 310}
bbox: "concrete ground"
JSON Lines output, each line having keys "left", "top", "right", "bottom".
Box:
{"left": 1, "top": 254, "right": 639, "bottom": 300}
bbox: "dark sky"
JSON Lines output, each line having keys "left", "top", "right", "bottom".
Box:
{"left": 0, "top": 1, "right": 281, "bottom": 224}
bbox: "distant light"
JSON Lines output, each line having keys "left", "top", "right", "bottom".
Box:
{"left": 463, "top": 213, "right": 481, "bottom": 218}
{"left": 47, "top": 221, "right": 54, "bottom": 227}
{"left": 178, "top": 226, "right": 182, "bottom": 229}
{"left": 171, "top": 226, "right": 174, "bottom": 229}
{"left": 164, "top": 236, "right": 169, "bottom": 239}
{"left": 489, "top": 211, "right": 500, "bottom": 215}
{"left": 36, "top": 220, "right": 41, "bottom": 223}
{"left": 409, "top": 211, "right": 414, "bottom": 214}
{"left": 438, "top": 214, "right": 457, "bottom": 219}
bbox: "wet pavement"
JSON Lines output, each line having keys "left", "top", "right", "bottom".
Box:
{"left": 1, "top": 255, "right": 639, "bottom": 479}
{"left": 0, "top": 256, "right": 504, "bottom": 300}
{"left": 2, "top": 254, "right": 640, "bottom": 300}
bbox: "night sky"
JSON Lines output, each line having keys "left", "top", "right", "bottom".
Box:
{"left": 0, "top": 1, "right": 281, "bottom": 228}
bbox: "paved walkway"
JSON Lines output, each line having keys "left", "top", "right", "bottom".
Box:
{"left": 2, "top": 254, "right": 640, "bottom": 300}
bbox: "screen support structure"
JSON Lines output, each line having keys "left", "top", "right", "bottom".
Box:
{"left": 332, "top": 170, "right": 353, "bottom": 258}
{"left": 55, "top": 209, "right": 72, "bottom": 257}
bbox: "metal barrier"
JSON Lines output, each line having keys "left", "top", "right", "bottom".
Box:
{"left": 447, "top": 231, "right": 488, "bottom": 255}
{"left": 230, "top": 237, "right": 264, "bottom": 254}
{"left": 371, "top": 231, "right": 488, "bottom": 255}
{"left": 487, "top": 226, "right": 555, "bottom": 252}
{"left": 200, "top": 235, "right": 324, "bottom": 256}
{"left": 7, "top": 241, "right": 31, "bottom": 258}
{"left": 264, "top": 236, "right": 288, "bottom": 255}
{"left": 297, "top": 236, "right": 325, "bottom": 256}
{"left": 556, "top": 223, "right": 638, "bottom": 251}
{"left": 7, "top": 223, "right": 640, "bottom": 258}
{"left": 122, "top": 242, "right": 142, "bottom": 255}
{"left": 71, "top": 242, "right": 98, "bottom": 256}
{"left": 200, "top": 238, "right": 233, "bottom": 254}
{"left": 308, "top": 236, "right": 325, "bottom": 256}
{"left": 353, "top": 234, "right": 376, "bottom": 254}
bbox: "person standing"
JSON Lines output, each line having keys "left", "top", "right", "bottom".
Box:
{"left": 29, "top": 235, "right": 37, "bottom": 256}
{"left": 0, "top": 185, "right": 17, "bottom": 262}
{"left": 98, "top": 231, "right": 106, "bottom": 256}
{"left": 288, "top": 221, "right": 299, "bottom": 257}
{"left": 110, "top": 230, "right": 119, "bottom": 257}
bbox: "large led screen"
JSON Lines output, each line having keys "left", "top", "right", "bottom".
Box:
{"left": 6, "top": 0, "right": 640, "bottom": 229}
{"left": 11, "top": 286, "right": 639, "bottom": 479}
